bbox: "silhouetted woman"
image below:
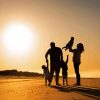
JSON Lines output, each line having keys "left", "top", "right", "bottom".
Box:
{"left": 69, "top": 43, "right": 84, "bottom": 85}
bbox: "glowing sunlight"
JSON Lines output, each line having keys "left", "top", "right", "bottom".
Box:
{"left": 2, "top": 22, "right": 37, "bottom": 56}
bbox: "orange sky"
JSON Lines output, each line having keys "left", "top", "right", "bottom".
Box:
{"left": 0, "top": 0, "right": 100, "bottom": 77}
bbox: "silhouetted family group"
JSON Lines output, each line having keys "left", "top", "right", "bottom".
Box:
{"left": 42, "top": 37, "right": 84, "bottom": 86}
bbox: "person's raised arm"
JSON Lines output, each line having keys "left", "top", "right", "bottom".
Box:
{"left": 66, "top": 55, "right": 69, "bottom": 64}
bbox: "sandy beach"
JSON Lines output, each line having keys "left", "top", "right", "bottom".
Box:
{"left": 0, "top": 77, "right": 100, "bottom": 100}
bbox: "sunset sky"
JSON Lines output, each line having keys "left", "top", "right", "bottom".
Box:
{"left": 0, "top": 0, "right": 100, "bottom": 77}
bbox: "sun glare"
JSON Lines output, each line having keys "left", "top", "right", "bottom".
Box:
{"left": 2, "top": 22, "right": 36, "bottom": 56}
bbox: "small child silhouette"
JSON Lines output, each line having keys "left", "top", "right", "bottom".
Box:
{"left": 62, "top": 37, "right": 74, "bottom": 51}
{"left": 61, "top": 55, "right": 69, "bottom": 85}
{"left": 41, "top": 65, "right": 50, "bottom": 86}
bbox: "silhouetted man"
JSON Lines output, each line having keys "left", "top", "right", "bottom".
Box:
{"left": 45, "top": 42, "right": 63, "bottom": 85}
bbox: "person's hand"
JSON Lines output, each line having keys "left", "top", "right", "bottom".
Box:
{"left": 62, "top": 47, "right": 64, "bottom": 50}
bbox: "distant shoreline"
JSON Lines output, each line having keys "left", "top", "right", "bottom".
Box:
{"left": 0, "top": 75, "right": 100, "bottom": 79}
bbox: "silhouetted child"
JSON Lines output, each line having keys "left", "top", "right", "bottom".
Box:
{"left": 62, "top": 55, "right": 69, "bottom": 85}
{"left": 62, "top": 37, "right": 74, "bottom": 51}
{"left": 41, "top": 65, "right": 50, "bottom": 86}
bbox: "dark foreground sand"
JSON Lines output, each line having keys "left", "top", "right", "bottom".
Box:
{"left": 0, "top": 77, "right": 100, "bottom": 100}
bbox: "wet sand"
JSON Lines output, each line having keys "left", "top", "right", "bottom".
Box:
{"left": 0, "top": 77, "right": 100, "bottom": 100}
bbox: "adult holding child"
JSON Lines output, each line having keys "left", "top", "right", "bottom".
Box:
{"left": 45, "top": 42, "right": 63, "bottom": 86}
{"left": 69, "top": 42, "right": 84, "bottom": 85}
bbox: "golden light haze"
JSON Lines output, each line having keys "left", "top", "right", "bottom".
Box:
{"left": 0, "top": 0, "right": 100, "bottom": 77}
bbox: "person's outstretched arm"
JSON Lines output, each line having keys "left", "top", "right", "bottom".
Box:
{"left": 62, "top": 46, "right": 66, "bottom": 49}
{"left": 66, "top": 55, "right": 69, "bottom": 64}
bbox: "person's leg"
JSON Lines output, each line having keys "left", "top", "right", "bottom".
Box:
{"left": 63, "top": 75, "right": 65, "bottom": 85}
{"left": 62, "top": 71, "right": 64, "bottom": 85}
{"left": 74, "top": 63, "right": 80, "bottom": 85}
{"left": 66, "top": 71, "right": 68, "bottom": 85}
{"left": 55, "top": 68, "right": 60, "bottom": 85}
{"left": 66, "top": 77, "right": 68, "bottom": 85}
{"left": 49, "top": 66, "right": 54, "bottom": 85}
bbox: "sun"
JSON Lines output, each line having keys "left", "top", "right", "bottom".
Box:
{"left": 2, "top": 22, "right": 36, "bottom": 56}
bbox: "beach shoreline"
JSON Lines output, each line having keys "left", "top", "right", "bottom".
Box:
{"left": 0, "top": 77, "right": 100, "bottom": 100}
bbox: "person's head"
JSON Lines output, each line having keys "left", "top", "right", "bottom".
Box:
{"left": 50, "top": 42, "right": 55, "bottom": 49}
{"left": 41, "top": 65, "right": 47, "bottom": 69}
{"left": 71, "top": 37, "right": 74, "bottom": 40}
{"left": 77, "top": 43, "right": 84, "bottom": 53}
